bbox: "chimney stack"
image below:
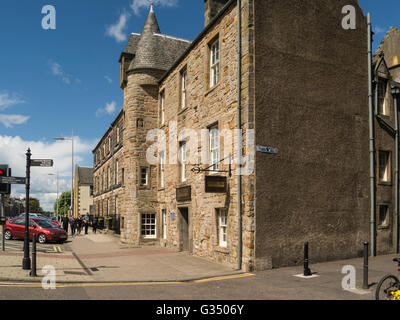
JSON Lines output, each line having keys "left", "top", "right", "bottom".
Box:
{"left": 204, "top": 0, "right": 230, "bottom": 26}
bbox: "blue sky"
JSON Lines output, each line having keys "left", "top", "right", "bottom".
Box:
{"left": 0, "top": 0, "right": 398, "bottom": 210}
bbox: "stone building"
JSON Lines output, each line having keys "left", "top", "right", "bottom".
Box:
{"left": 73, "top": 166, "right": 94, "bottom": 218}
{"left": 93, "top": 111, "right": 124, "bottom": 223}
{"left": 93, "top": 0, "right": 395, "bottom": 271}
{"left": 372, "top": 27, "right": 400, "bottom": 255}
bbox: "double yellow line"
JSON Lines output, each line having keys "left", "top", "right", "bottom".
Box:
{"left": 53, "top": 246, "right": 62, "bottom": 253}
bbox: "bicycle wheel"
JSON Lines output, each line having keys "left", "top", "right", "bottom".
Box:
{"left": 375, "top": 274, "right": 400, "bottom": 300}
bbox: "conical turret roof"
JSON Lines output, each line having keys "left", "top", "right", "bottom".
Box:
{"left": 127, "top": 6, "right": 191, "bottom": 73}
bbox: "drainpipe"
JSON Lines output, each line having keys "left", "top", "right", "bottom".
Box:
{"left": 236, "top": 0, "right": 243, "bottom": 270}
{"left": 392, "top": 86, "right": 400, "bottom": 254}
{"left": 367, "top": 13, "right": 376, "bottom": 257}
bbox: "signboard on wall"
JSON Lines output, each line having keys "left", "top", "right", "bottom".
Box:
{"left": 205, "top": 176, "right": 227, "bottom": 193}
{"left": 176, "top": 186, "right": 191, "bottom": 202}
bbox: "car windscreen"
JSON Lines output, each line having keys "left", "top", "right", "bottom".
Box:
{"left": 33, "top": 219, "right": 54, "bottom": 228}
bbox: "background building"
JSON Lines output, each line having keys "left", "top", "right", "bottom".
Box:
{"left": 73, "top": 166, "right": 94, "bottom": 218}
{"left": 372, "top": 26, "right": 400, "bottom": 255}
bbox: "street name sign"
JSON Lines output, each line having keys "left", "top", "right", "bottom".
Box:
{"left": 256, "top": 146, "right": 278, "bottom": 154}
{"left": 0, "top": 176, "right": 26, "bottom": 184}
{"left": 30, "top": 159, "right": 54, "bottom": 167}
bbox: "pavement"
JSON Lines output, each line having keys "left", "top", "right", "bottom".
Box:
{"left": 0, "top": 229, "right": 399, "bottom": 301}
{"left": 0, "top": 229, "right": 244, "bottom": 284}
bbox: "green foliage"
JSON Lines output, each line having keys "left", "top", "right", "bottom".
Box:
{"left": 29, "top": 198, "right": 41, "bottom": 213}
{"left": 54, "top": 191, "right": 71, "bottom": 216}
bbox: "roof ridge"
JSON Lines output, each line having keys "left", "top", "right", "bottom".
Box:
{"left": 153, "top": 33, "right": 192, "bottom": 43}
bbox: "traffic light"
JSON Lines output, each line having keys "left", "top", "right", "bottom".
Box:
{"left": 0, "top": 165, "right": 10, "bottom": 195}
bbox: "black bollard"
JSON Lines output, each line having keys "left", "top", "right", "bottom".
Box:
{"left": 30, "top": 234, "right": 37, "bottom": 277}
{"left": 363, "top": 242, "right": 369, "bottom": 289}
{"left": 304, "top": 242, "right": 312, "bottom": 276}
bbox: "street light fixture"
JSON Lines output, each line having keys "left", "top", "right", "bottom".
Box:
{"left": 48, "top": 170, "right": 59, "bottom": 218}
{"left": 53, "top": 130, "right": 74, "bottom": 218}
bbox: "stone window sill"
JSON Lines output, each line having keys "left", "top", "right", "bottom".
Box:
{"left": 178, "top": 106, "right": 189, "bottom": 115}
{"left": 378, "top": 181, "right": 392, "bottom": 187}
{"left": 214, "top": 246, "right": 229, "bottom": 254}
{"left": 205, "top": 82, "right": 221, "bottom": 97}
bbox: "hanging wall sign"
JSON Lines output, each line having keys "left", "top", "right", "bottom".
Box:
{"left": 205, "top": 176, "right": 227, "bottom": 193}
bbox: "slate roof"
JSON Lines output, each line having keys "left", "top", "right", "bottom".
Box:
{"left": 123, "top": 33, "right": 141, "bottom": 55}
{"left": 77, "top": 167, "right": 93, "bottom": 186}
{"left": 126, "top": 7, "right": 191, "bottom": 72}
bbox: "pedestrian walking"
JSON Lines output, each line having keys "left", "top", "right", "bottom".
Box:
{"left": 76, "top": 216, "right": 83, "bottom": 235}
{"left": 62, "top": 215, "right": 69, "bottom": 234}
{"left": 92, "top": 217, "right": 98, "bottom": 234}
{"left": 69, "top": 217, "right": 76, "bottom": 236}
{"left": 84, "top": 215, "right": 89, "bottom": 235}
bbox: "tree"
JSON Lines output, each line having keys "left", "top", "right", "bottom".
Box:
{"left": 54, "top": 191, "right": 71, "bottom": 216}
{"left": 21, "top": 197, "right": 43, "bottom": 213}
{"left": 29, "top": 198, "right": 42, "bottom": 213}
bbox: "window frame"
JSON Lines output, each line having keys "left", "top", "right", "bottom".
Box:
{"left": 115, "top": 159, "right": 119, "bottom": 185}
{"left": 378, "top": 150, "right": 391, "bottom": 184}
{"left": 179, "top": 142, "right": 187, "bottom": 183}
{"left": 159, "top": 151, "right": 165, "bottom": 188}
{"left": 209, "top": 38, "right": 220, "bottom": 88}
{"left": 180, "top": 68, "right": 188, "bottom": 109}
{"left": 378, "top": 79, "right": 388, "bottom": 116}
{"left": 141, "top": 213, "right": 157, "bottom": 239}
{"left": 160, "top": 90, "right": 165, "bottom": 126}
{"left": 162, "top": 209, "right": 167, "bottom": 240}
{"left": 217, "top": 209, "right": 228, "bottom": 248}
{"left": 140, "top": 167, "right": 149, "bottom": 186}
{"left": 378, "top": 204, "right": 390, "bottom": 228}
{"left": 209, "top": 125, "right": 219, "bottom": 172}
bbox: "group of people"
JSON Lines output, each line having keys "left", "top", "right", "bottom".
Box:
{"left": 61, "top": 215, "right": 99, "bottom": 236}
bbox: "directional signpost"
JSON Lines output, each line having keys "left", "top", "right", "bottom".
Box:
{"left": 0, "top": 176, "right": 26, "bottom": 185}
{"left": 30, "top": 159, "right": 54, "bottom": 167}
{"left": 0, "top": 153, "right": 54, "bottom": 263}
{"left": 22, "top": 151, "right": 54, "bottom": 270}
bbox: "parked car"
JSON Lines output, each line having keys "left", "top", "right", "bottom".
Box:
{"left": 17, "top": 213, "right": 61, "bottom": 228}
{"left": 4, "top": 217, "right": 68, "bottom": 244}
{"left": 17, "top": 213, "right": 42, "bottom": 218}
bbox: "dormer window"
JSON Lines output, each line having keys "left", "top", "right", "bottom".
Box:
{"left": 378, "top": 79, "right": 388, "bottom": 115}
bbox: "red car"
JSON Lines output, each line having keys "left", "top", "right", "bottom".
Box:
{"left": 4, "top": 217, "right": 68, "bottom": 244}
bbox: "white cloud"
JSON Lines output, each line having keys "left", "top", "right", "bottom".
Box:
{"left": 0, "top": 92, "right": 25, "bottom": 111}
{"left": 106, "top": 12, "right": 130, "bottom": 43}
{"left": 49, "top": 61, "right": 80, "bottom": 85}
{"left": 96, "top": 101, "right": 118, "bottom": 117}
{"left": 0, "top": 114, "right": 30, "bottom": 128}
{"left": 374, "top": 26, "right": 386, "bottom": 34}
{"left": 130, "top": 0, "right": 178, "bottom": 16}
{"left": 104, "top": 76, "right": 113, "bottom": 84}
{"left": 0, "top": 135, "right": 96, "bottom": 211}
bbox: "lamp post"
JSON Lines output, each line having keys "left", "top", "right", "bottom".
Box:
{"left": 53, "top": 130, "right": 74, "bottom": 218}
{"left": 48, "top": 170, "right": 59, "bottom": 218}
